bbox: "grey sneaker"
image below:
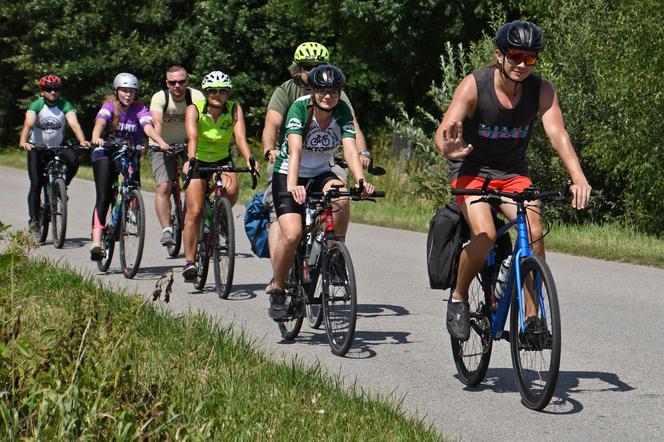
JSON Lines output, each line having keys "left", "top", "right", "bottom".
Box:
{"left": 160, "top": 229, "right": 175, "bottom": 246}
{"left": 446, "top": 300, "right": 470, "bottom": 341}
{"left": 268, "top": 289, "right": 289, "bottom": 321}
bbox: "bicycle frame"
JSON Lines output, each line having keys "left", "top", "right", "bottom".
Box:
{"left": 487, "top": 205, "right": 545, "bottom": 340}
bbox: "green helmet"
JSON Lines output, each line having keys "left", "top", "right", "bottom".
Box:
{"left": 293, "top": 42, "right": 330, "bottom": 64}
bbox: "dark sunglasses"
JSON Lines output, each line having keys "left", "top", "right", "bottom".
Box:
{"left": 300, "top": 64, "right": 320, "bottom": 72}
{"left": 505, "top": 50, "right": 538, "bottom": 66}
{"left": 206, "top": 88, "right": 230, "bottom": 95}
{"left": 167, "top": 79, "right": 187, "bottom": 86}
{"left": 44, "top": 87, "right": 61, "bottom": 92}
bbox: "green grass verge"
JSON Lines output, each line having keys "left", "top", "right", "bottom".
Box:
{"left": 0, "top": 240, "right": 441, "bottom": 440}
{"left": 2, "top": 147, "right": 664, "bottom": 268}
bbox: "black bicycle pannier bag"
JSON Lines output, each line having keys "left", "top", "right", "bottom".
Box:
{"left": 427, "top": 202, "right": 462, "bottom": 290}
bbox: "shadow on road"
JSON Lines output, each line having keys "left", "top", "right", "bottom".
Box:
{"left": 453, "top": 367, "right": 634, "bottom": 414}
{"left": 47, "top": 237, "right": 88, "bottom": 249}
{"left": 357, "top": 303, "right": 410, "bottom": 318}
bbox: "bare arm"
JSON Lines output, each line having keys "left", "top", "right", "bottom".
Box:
{"left": 91, "top": 118, "right": 107, "bottom": 146}
{"left": 64, "top": 111, "right": 90, "bottom": 147}
{"left": 232, "top": 103, "right": 259, "bottom": 171}
{"left": 286, "top": 133, "right": 304, "bottom": 203}
{"left": 352, "top": 114, "right": 370, "bottom": 168}
{"left": 539, "top": 79, "right": 591, "bottom": 209}
{"left": 434, "top": 74, "right": 477, "bottom": 159}
{"left": 262, "top": 109, "right": 283, "bottom": 163}
{"left": 19, "top": 111, "right": 36, "bottom": 149}
{"left": 183, "top": 104, "right": 199, "bottom": 173}
{"left": 143, "top": 123, "right": 169, "bottom": 151}
{"left": 150, "top": 109, "right": 164, "bottom": 137}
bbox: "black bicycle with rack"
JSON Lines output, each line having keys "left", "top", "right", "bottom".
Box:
{"left": 29, "top": 142, "right": 81, "bottom": 248}
{"left": 96, "top": 142, "right": 146, "bottom": 279}
{"left": 183, "top": 158, "right": 258, "bottom": 298}
{"left": 277, "top": 182, "right": 385, "bottom": 356}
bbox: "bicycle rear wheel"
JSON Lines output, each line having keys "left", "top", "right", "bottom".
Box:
{"left": 306, "top": 270, "right": 324, "bottom": 329}
{"left": 50, "top": 178, "right": 67, "bottom": 249}
{"left": 194, "top": 219, "right": 210, "bottom": 291}
{"left": 38, "top": 187, "right": 50, "bottom": 244}
{"left": 167, "top": 189, "right": 182, "bottom": 257}
{"left": 450, "top": 266, "right": 493, "bottom": 386}
{"left": 119, "top": 189, "right": 145, "bottom": 279}
{"left": 321, "top": 241, "right": 357, "bottom": 356}
{"left": 212, "top": 196, "right": 235, "bottom": 299}
{"left": 278, "top": 251, "right": 304, "bottom": 340}
{"left": 509, "top": 255, "right": 561, "bottom": 411}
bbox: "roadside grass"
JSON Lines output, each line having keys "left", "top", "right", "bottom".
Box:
{"left": 0, "top": 232, "right": 441, "bottom": 440}
{"left": 2, "top": 146, "right": 664, "bottom": 268}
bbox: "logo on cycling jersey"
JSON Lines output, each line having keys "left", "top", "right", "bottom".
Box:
{"left": 35, "top": 116, "right": 62, "bottom": 133}
{"left": 478, "top": 123, "right": 530, "bottom": 140}
{"left": 286, "top": 118, "right": 304, "bottom": 130}
{"left": 304, "top": 131, "right": 338, "bottom": 152}
{"left": 164, "top": 113, "right": 185, "bottom": 123}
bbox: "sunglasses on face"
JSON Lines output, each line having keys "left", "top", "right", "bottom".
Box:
{"left": 167, "top": 79, "right": 187, "bottom": 86}
{"left": 315, "top": 89, "right": 340, "bottom": 99}
{"left": 206, "top": 88, "right": 229, "bottom": 95}
{"left": 44, "top": 87, "right": 61, "bottom": 93}
{"left": 505, "top": 51, "right": 538, "bottom": 66}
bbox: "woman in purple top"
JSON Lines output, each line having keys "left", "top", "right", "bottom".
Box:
{"left": 89, "top": 72, "right": 169, "bottom": 261}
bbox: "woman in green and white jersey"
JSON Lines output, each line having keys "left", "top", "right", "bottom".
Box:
{"left": 267, "top": 64, "right": 374, "bottom": 320}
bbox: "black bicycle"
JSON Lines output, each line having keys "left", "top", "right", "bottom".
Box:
{"left": 183, "top": 158, "right": 258, "bottom": 298}
{"left": 160, "top": 142, "right": 188, "bottom": 258}
{"left": 30, "top": 142, "right": 80, "bottom": 248}
{"left": 96, "top": 142, "right": 146, "bottom": 279}
{"left": 278, "top": 182, "right": 385, "bottom": 356}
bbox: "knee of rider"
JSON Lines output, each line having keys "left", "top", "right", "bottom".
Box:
{"left": 156, "top": 181, "right": 170, "bottom": 195}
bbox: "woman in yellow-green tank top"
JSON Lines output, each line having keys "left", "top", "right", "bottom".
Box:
{"left": 181, "top": 70, "right": 259, "bottom": 281}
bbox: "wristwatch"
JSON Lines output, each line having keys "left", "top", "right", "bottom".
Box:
{"left": 359, "top": 150, "right": 371, "bottom": 158}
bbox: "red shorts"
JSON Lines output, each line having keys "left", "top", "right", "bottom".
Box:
{"left": 451, "top": 176, "right": 532, "bottom": 207}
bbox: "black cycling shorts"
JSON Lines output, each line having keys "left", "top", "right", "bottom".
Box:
{"left": 272, "top": 170, "right": 340, "bottom": 218}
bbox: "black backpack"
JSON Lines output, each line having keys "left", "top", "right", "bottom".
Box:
{"left": 162, "top": 88, "right": 193, "bottom": 113}
{"left": 426, "top": 202, "right": 463, "bottom": 290}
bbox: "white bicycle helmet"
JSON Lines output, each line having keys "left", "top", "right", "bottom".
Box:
{"left": 201, "top": 71, "right": 232, "bottom": 90}
{"left": 113, "top": 72, "right": 139, "bottom": 90}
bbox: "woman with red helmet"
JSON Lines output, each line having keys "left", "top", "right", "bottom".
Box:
{"left": 18, "top": 74, "right": 89, "bottom": 232}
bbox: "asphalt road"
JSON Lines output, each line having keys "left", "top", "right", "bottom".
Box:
{"left": 2, "top": 165, "right": 663, "bottom": 441}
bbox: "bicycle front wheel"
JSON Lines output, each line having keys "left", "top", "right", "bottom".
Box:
{"left": 38, "top": 187, "right": 50, "bottom": 244}
{"left": 450, "top": 266, "right": 493, "bottom": 386}
{"left": 509, "top": 255, "right": 561, "bottom": 411}
{"left": 278, "top": 250, "right": 304, "bottom": 340}
{"left": 50, "top": 178, "right": 67, "bottom": 249}
{"left": 212, "top": 196, "right": 235, "bottom": 299}
{"left": 322, "top": 241, "right": 357, "bottom": 356}
{"left": 167, "top": 189, "right": 182, "bottom": 257}
{"left": 119, "top": 189, "right": 145, "bottom": 279}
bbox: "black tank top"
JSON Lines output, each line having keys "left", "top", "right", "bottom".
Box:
{"left": 447, "top": 66, "right": 541, "bottom": 181}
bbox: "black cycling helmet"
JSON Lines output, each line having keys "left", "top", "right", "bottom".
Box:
{"left": 308, "top": 64, "right": 346, "bottom": 90}
{"left": 496, "top": 20, "right": 544, "bottom": 54}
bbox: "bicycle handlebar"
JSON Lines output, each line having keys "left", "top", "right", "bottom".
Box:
{"left": 451, "top": 186, "right": 569, "bottom": 204}
{"left": 182, "top": 157, "right": 258, "bottom": 190}
{"left": 278, "top": 187, "right": 385, "bottom": 201}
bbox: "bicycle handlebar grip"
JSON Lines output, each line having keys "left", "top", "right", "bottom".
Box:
{"left": 371, "top": 191, "right": 386, "bottom": 198}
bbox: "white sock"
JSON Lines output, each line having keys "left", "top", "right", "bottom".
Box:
{"left": 163, "top": 227, "right": 173, "bottom": 234}
{"left": 451, "top": 297, "right": 463, "bottom": 303}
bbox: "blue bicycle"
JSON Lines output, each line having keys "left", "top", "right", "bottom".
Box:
{"left": 450, "top": 183, "right": 569, "bottom": 410}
